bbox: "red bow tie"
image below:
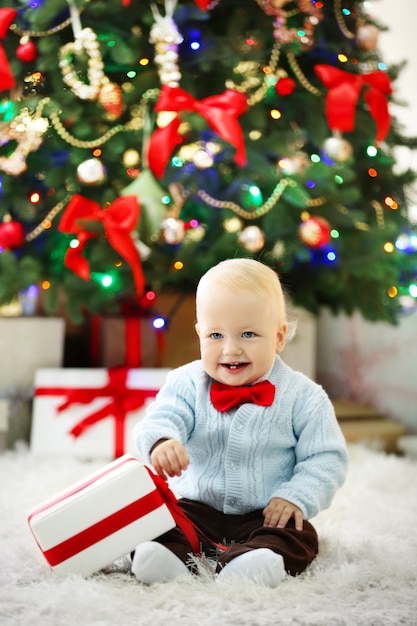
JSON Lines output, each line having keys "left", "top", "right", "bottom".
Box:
{"left": 210, "top": 380, "right": 275, "bottom": 412}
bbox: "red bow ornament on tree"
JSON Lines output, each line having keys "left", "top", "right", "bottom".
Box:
{"left": 58, "top": 194, "right": 145, "bottom": 296}
{"left": 147, "top": 85, "right": 248, "bottom": 179}
{"left": 0, "top": 8, "right": 17, "bottom": 92}
{"left": 193, "top": 0, "right": 210, "bottom": 9}
{"left": 314, "top": 64, "right": 392, "bottom": 142}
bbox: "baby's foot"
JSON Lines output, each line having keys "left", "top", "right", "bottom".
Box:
{"left": 217, "top": 548, "right": 286, "bottom": 588}
{"left": 131, "top": 541, "right": 190, "bottom": 584}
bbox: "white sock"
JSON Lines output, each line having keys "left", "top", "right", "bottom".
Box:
{"left": 217, "top": 548, "right": 286, "bottom": 588}
{"left": 131, "top": 541, "right": 190, "bottom": 584}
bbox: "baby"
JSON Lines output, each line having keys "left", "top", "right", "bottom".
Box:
{"left": 132, "top": 258, "right": 348, "bottom": 587}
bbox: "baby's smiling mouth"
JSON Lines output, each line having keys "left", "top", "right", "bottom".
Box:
{"left": 222, "top": 362, "right": 248, "bottom": 370}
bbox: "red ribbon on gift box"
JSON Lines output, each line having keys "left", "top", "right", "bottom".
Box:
{"left": 35, "top": 367, "right": 159, "bottom": 458}
{"left": 89, "top": 315, "right": 165, "bottom": 368}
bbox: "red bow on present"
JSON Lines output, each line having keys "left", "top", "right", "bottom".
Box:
{"left": 58, "top": 194, "right": 145, "bottom": 296}
{"left": 314, "top": 64, "right": 392, "bottom": 142}
{"left": 35, "top": 367, "right": 160, "bottom": 458}
{"left": 0, "top": 8, "right": 17, "bottom": 92}
{"left": 147, "top": 85, "right": 248, "bottom": 179}
{"left": 210, "top": 380, "right": 275, "bottom": 412}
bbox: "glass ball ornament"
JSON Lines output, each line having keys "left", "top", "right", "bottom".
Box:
{"left": 238, "top": 225, "right": 265, "bottom": 253}
{"left": 160, "top": 217, "right": 185, "bottom": 245}
{"left": 185, "top": 224, "right": 205, "bottom": 242}
{"left": 356, "top": 23, "right": 379, "bottom": 50}
{"left": 16, "top": 37, "right": 37, "bottom": 62}
{"left": 322, "top": 136, "right": 353, "bottom": 162}
{"left": 299, "top": 216, "right": 331, "bottom": 248}
{"left": 224, "top": 217, "right": 243, "bottom": 233}
{"left": 76, "top": 158, "right": 106, "bottom": 185}
{"left": 271, "top": 239, "right": 286, "bottom": 259}
{"left": 278, "top": 152, "right": 309, "bottom": 175}
{"left": 122, "top": 149, "right": 140, "bottom": 168}
{"left": 193, "top": 149, "right": 214, "bottom": 169}
{"left": 0, "top": 219, "right": 25, "bottom": 249}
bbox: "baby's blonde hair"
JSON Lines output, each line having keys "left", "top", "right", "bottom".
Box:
{"left": 196, "top": 258, "right": 289, "bottom": 330}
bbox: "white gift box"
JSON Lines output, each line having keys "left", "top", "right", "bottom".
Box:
{"left": 27, "top": 455, "right": 176, "bottom": 576}
{"left": 30, "top": 368, "right": 170, "bottom": 459}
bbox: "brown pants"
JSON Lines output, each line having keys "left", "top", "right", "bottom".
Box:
{"left": 155, "top": 498, "right": 318, "bottom": 576}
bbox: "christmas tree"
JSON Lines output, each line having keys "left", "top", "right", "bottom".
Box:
{"left": 0, "top": 0, "right": 416, "bottom": 325}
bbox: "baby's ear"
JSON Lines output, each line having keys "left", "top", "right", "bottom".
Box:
{"left": 276, "top": 323, "right": 288, "bottom": 353}
{"left": 195, "top": 323, "right": 200, "bottom": 337}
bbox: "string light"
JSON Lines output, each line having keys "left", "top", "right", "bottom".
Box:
{"left": 153, "top": 317, "right": 166, "bottom": 329}
{"left": 270, "top": 109, "right": 282, "bottom": 120}
{"left": 384, "top": 196, "right": 398, "bottom": 209}
{"left": 367, "top": 145, "right": 378, "bottom": 157}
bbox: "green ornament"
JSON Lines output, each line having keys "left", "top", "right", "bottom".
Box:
{"left": 121, "top": 169, "right": 167, "bottom": 244}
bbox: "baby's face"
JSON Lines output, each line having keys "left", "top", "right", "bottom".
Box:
{"left": 195, "top": 287, "right": 286, "bottom": 386}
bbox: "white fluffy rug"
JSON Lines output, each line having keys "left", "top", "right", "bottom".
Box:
{"left": 1, "top": 443, "right": 417, "bottom": 626}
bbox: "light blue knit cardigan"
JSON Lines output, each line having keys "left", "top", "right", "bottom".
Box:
{"left": 134, "top": 355, "right": 349, "bottom": 520}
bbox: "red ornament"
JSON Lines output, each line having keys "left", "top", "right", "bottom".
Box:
{"left": 299, "top": 216, "right": 331, "bottom": 249}
{"left": 98, "top": 81, "right": 124, "bottom": 119}
{"left": 0, "top": 220, "right": 25, "bottom": 249}
{"left": 275, "top": 77, "right": 296, "bottom": 96}
{"left": 16, "top": 38, "right": 37, "bottom": 63}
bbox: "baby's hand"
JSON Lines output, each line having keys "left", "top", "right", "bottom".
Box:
{"left": 263, "top": 497, "right": 304, "bottom": 531}
{"left": 150, "top": 439, "right": 189, "bottom": 479}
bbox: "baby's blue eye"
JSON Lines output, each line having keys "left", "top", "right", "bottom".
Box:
{"left": 242, "top": 331, "right": 255, "bottom": 338}
{"left": 211, "top": 332, "right": 223, "bottom": 339}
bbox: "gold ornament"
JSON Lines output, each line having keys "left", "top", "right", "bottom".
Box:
{"left": 59, "top": 27, "right": 105, "bottom": 100}
{"left": 122, "top": 149, "right": 141, "bottom": 168}
{"left": 224, "top": 217, "right": 243, "bottom": 233}
{"left": 150, "top": 1, "right": 183, "bottom": 87}
{"left": 0, "top": 101, "right": 49, "bottom": 176}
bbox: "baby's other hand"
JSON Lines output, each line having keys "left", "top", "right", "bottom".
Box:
{"left": 263, "top": 497, "right": 304, "bottom": 531}
{"left": 150, "top": 439, "right": 189, "bottom": 479}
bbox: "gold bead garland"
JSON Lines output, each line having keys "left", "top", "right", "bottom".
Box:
{"left": 25, "top": 198, "right": 69, "bottom": 242}
{"left": 198, "top": 179, "right": 326, "bottom": 220}
{"left": 334, "top": 0, "right": 356, "bottom": 40}
{"left": 9, "top": 14, "right": 77, "bottom": 38}
{"left": 197, "top": 178, "right": 298, "bottom": 219}
{"left": 226, "top": 40, "right": 281, "bottom": 107}
{"left": 49, "top": 109, "right": 127, "bottom": 149}
{"left": 286, "top": 51, "right": 321, "bottom": 96}
{"left": 46, "top": 88, "right": 159, "bottom": 149}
